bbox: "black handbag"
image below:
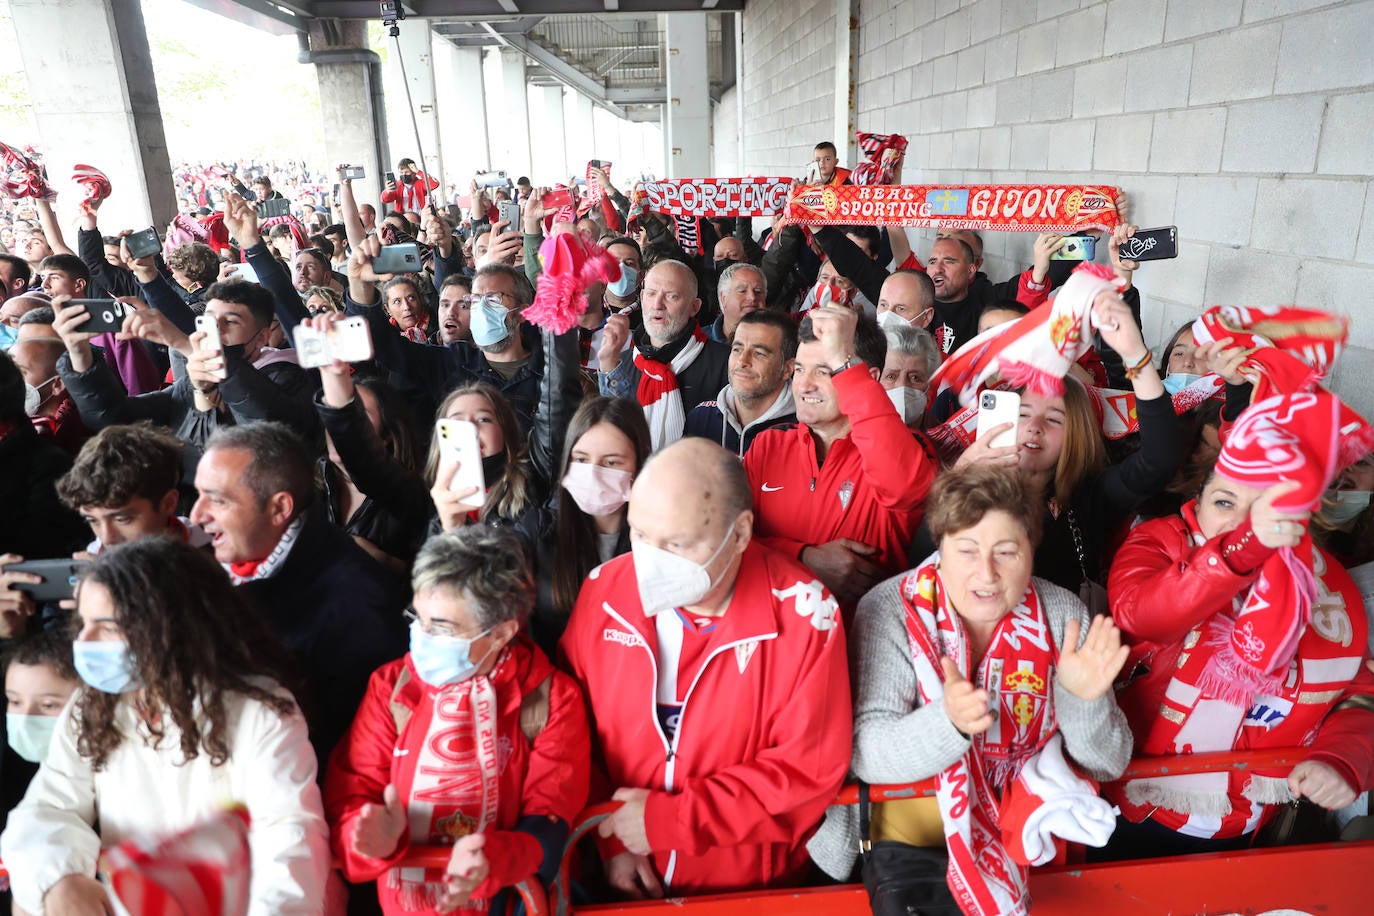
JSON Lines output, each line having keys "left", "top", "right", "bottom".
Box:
{"left": 858, "top": 783, "right": 962, "bottom": 916}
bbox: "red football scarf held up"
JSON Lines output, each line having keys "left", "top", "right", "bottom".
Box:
{"left": 784, "top": 183, "right": 1122, "bottom": 233}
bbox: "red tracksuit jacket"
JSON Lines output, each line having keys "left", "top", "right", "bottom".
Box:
{"left": 559, "top": 542, "right": 852, "bottom": 896}
{"left": 744, "top": 366, "right": 937, "bottom": 580}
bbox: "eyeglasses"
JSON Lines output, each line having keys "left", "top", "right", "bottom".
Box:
{"left": 459, "top": 293, "right": 511, "bottom": 308}
{"left": 403, "top": 608, "right": 486, "bottom": 641}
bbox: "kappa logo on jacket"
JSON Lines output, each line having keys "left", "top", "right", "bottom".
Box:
{"left": 772, "top": 580, "right": 839, "bottom": 632}
{"left": 603, "top": 627, "right": 639, "bottom": 648}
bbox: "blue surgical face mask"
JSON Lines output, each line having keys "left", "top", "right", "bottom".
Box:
{"left": 469, "top": 294, "right": 511, "bottom": 348}
{"left": 408, "top": 621, "right": 496, "bottom": 687}
{"left": 0, "top": 323, "right": 17, "bottom": 351}
{"left": 72, "top": 640, "right": 141, "bottom": 695}
{"left": 1162, "top": 372, "right": 1203, "bottom": 395}
{"left": 1324, "top": 489, "right": 1371, "bottom": 526}
{"left": 6, "top": 713, "right": 58, "bottom": 763}
{"left": 608, "top": 264, "right": 638, "bottom": 299}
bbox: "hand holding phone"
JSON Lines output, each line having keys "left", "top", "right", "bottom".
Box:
{"left": 434, "top": 419, "right": 487, "bottom": 508}
{"left": 497, "top": 200, "right": 520, "bottom": 229}
{"left": 194, "top": 315, "right": 228, "bottom": 381}
{"left": 295, "top": 316, "right": 374, "bottom": 369}
{"left": 976, "top": 391, "right": 1020, "bottom": 450}
{"left": 256, "top": 198, "right": 290, "bottom": 220}
{"left": 125, "top": 227, "right": 162, "bottom": 260}
{"left": 341, "top": 165, "right": 365, "bottom": 181}
{"left": 1049, "top": 235, "right": 1097, "bottom": 261}
{"left": 68, "top": 298, "right": 131, "bottom": 334}
{"left": 4, "top": 559, "right": 89, "bottom": 603}
{"left": 371, "top": 243, "right": 421, "bottom": 275}
{"left": 1118, "top": 226, "right": 1177, "bottom": 263}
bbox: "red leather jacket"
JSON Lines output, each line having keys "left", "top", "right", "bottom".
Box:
{"left": 1108, "top": 514, "right": 1374, "bottom": 798}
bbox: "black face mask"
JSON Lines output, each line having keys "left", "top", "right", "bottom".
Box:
{"left": 481, "top": 452, "right": 507, "bottom": 482}
{"left": 401, "top": 173, "right": 416, "bottom": 185}
{"left": 714, "top": 258, "right": 737, "bottom": 275}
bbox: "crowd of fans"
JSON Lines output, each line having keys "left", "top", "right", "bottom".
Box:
{"left": 0, "top": 137, "right": 1370, "bottom": 916}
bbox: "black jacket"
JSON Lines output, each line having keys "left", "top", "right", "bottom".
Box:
{"left": 236, "top": 507, "right": 407, "bottom": 769}
{"left": 348, "top": 295, "right": 548, "bottom": 434}
{"left": 0, "top": 424, "right": 87, "bottom": 558}
{"left": 315, "top": 393, "right": 432, "bottom": 567}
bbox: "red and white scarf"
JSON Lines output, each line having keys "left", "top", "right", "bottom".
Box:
{"left": 900, "top": 558, "right": 1109, "bottom": 916}
{"left": 73, "top": 164, "right": 112, "bottom": 205}
{"left": 929, "top": 262, "right": 1124, "bottom": 405}
{"left": 0, "top": 141, "right": 55, "bottom": 201}
{"left": 225, "top": 516, "right": 304, "bottom": 585}
{"left": 1192, "top": 305, "right": 1347, "bottom": 387}
{"left": 634, "top": 326, "right": 707, "bottom": 450}
{"left": 849, "top": 132, "right": 908, "bottom": 186}
{"left": 389, "top": 654, "right": 507, "bottom": 912}
{"left": 1119, "top": 509, "right": 1368, "bottom": 838}
{"left": 104, "top": 806, "right": 253, "bottom": 916}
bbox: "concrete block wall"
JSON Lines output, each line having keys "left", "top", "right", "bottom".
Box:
{"left": 740, "top": 0, "right": 840, "bottom": 179}
{"left": 739, "top": 0, "right": 1374, "bottom": 415}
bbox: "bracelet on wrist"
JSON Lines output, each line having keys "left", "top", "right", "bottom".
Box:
{"left": 1123, "top": 350, "right": 1154, "bottom": 380}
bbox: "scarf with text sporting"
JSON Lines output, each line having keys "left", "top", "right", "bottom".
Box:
{"left": 849, "top": 132, "right": 908, "bottom": 186}
{"left": 1121, "top": 501, "right": 1367, "bottom": 838}
{"left": 900, "top": 558, "right": 1060, "bottom": 916}
{"left": 634, "top": 176, "right": 794, "bottom": 218}
{"left": 634, "top": 326, "right": 708, "bottom": 451}
{"left": 784, "top": 183, "right": 1122, "bottom": 232}
{"left": 388, "top": 650, "right": 510, "bottom": 912}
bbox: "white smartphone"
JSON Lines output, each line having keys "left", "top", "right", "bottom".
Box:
{"left": 295, "top": 317, "right": 374, "bottom": 369}
{"left": 193, "top": 314, "right": 227, "bottom": 381}
{"left": 434, "top": 419, "right": 487, "bottom": 508}
{"left": 975, "top": 390, "right": 1020, "bottom": 450}
{"left": 230, "top": 260, "right": 259, "bottom": 284}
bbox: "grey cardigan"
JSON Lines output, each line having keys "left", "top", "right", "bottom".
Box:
{"left": 808, "top": 571, "right": 1133, "bottom": 880}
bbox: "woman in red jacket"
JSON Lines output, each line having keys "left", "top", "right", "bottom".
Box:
{"left": 1104, "top": 391, "right": 1374, "bottom": 860}
{"left": 325, "top": 527, "right": 589, "bottom": 914}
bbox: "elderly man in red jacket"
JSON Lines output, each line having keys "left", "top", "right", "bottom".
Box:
{"left": 561, "top": 437, "right": 851, "bottom": 900}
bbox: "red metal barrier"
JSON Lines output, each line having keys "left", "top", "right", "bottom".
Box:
{"left": 554, "top": 748, "right": 1374, "bottom": 916}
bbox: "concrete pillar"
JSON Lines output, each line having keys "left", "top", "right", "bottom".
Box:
{"left": 390, "top": 20, "right": 443, "bottom": 207}
{"left": 9, "top": 0, "right": 174, "bottom": 232}
{"left": 664, "top": 13, "right": 711, "bottom": 178}
{"left": 488, "top": 48, "right": 532, "bottom": 180}
{"left": 832, "top": 0, "right": 859, "bottom": 167}
{"left": 531, "top": 86, "right": 569, "bottom": 186}
{"left": 307, "top": 20, "right": 388, "bottom": 210}
{"left": 564, "top": 91, "right": 597, "bottom": 170}
{"left": 434, "top": 44, "right": 490, "bottom": 195}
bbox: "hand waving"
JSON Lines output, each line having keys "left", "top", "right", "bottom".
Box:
{"left": 1056, "top": 615, "right": 1129, "bottom": 702}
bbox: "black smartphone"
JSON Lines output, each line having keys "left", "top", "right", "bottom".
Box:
{"left": 385, "top": 171, "right": 397, "bottom": 187}
{"left": 69, "top": 298, "right": 132, "bottom": 333}
{"left": 589, "top": 159, "right": 604, "bottom": 169}
{"left": 1121, "top": 226, "right": 1178, "bottom": 262}
{"left": 256, "top": 198, "right": 290, "bottom": 220}
{"left": 6, "top": 559, "right": 89, "bottom": 603}
{"left": 341, "top": 165, "right": 365, "bottom": 180}
{"left": 124, "top": 227, "right": 161, "bottom": 260}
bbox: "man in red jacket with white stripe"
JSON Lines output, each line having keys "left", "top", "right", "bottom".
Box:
{"left": 561, "top": 438, "right": 851, "bottom": 899}
{"left": 744, "top": 305, "right": 938, "bottom": 610}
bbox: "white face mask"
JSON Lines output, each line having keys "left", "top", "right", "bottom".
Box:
{"left": 562, "top": 462, "right": 634, "bottom": 517}
{"left": 631, "top": 516, "right": 740, "bottom": 616}
{"left": 23, "top": 375, "right": 55, "bottom": 417}
{"left": 1324, "top": 489, "right": 1371, "bottom": 526}
{"left": 886, "top": 385, "right": 927, "bottom": 427}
